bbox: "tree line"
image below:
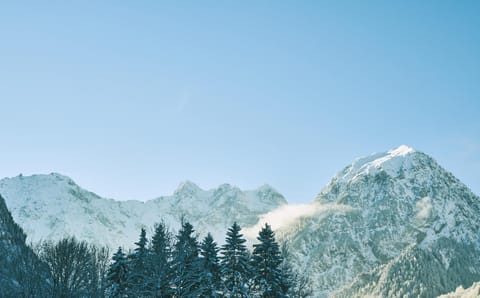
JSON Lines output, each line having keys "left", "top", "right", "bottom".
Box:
{"left": 33, "top": 220, "right": 312, "bottom": 297}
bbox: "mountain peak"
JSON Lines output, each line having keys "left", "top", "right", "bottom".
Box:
{"left": 256, "top": 183, "right": 278, "bottom": 193}
{"left": 174, "top": 180, "right": 202, "bottom": 196}
{"left": 388, "top": 145, "right": 416, "bottom": 156}
{"left": 335, "top": 145, "right": 419, "bottom": 184}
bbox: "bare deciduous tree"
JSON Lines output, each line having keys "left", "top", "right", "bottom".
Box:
{"left": 38, "top": 237, "right": 109, "bottom": 298}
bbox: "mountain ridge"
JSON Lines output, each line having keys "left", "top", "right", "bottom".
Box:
{"left": 0, "top": 173, "right": 287, "bottom": 249}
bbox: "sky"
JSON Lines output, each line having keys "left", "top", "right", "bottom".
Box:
{"left": 0, "top": 1, "right": 479, "bottom": 203}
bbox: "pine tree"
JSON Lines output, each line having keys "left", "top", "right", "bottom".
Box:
{"left": 150, "top": 221, "right": 174, "bottom": 297}
{"left": 198, "top": 233, "right": 221, "bottom": 297}
{"left": 172, "top": 220, "right": 201, "bottom": 297}
{"left": 106, "top": 247, "right": 128, "bottom": 298}
{"left": 251, "top": 223, "right": 285, "bottom": 297}
{"left": 127, "top": 228, "right": 153, "bottom": 297}
{"left": 221, "top": 222, "right": 251, "bottom": 297}
{"left": 278, "top": 254, "right": 293, "bottom": 297}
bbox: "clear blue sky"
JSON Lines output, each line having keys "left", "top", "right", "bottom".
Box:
{"left": 1, "top": 1, "right": 479, "bottom": 202}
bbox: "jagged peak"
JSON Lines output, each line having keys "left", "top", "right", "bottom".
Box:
{"left": 174, "top": 180, "right": 202, "bottom": 196}
{"left": 1, "top": 172, "right": 76, "bottom": 186}
{"left": 215, "top": 183, "right": 242, "bottom": 193}
{"left": 388, "top": 145, "right": 416, "bottom": 156}
{"left": 48, "top": 172, "right": 75, "bottom": 182}
{"left": 256, "top": 183, "right": 279, "bottom": 193}
{"left": 217, "top": 183, "right": 234, "bottom": 189}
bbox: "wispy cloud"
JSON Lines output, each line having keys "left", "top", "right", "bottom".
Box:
{"left": 244, "top": 203, "right": 353, "bottom": 240}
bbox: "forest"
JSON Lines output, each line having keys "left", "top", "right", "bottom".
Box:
{"left": 32, "top": 220, "right": 312, "bottom": 298}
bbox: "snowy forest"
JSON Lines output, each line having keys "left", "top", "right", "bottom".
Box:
{"left": 30, "top": 220, "right": 311, "bottom": 298}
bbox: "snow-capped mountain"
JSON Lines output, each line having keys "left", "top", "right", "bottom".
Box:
{"left": 0, "top": 174, "right": 286, "bottom": 249}
{"left": 274, "top": 145, "right": 480, "bottom": 297}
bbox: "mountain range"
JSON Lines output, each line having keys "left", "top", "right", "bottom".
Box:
{"left": 1, "top": 145, "right": 479, "bottom": 297}
{"left": 0, "top": 173, "right": 286, "bottom": 249}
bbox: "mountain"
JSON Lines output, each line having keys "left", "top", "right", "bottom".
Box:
{"left": 0, "top": 194, "right": 51, "bottom": 297}
{"left": 274, "top": 145, "right": 480, "bottom": 297}
{"left": 0, "top": 173, "right": 286, "bottom": 249}
{"left": 2, "top": 145, "right": 479, "bottom": 297}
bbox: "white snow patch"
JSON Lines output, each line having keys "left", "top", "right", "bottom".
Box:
{"left": 438, "top": 282, "right": 480, "bottom": 298}
{"left": 416, "top": 196, "right": 432, "bottom": 220}
{"left": 337, "top": 145, "right": 416, "bottom": 183}
{"left": 388, "top": 145, "right": 415, "bottom": 156}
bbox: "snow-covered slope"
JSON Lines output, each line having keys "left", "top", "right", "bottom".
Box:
{"left": 276, "top": 145, "right": 480, "bottom": 297}
{"left": 0, "top": 174, "right": 286, "bottom": 249}
{"left": 438, "top": 282, "right": 480, "bottom": 298}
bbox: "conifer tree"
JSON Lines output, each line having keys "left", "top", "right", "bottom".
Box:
{"left": 172, "top": 220, "right": 201, "bottom": 297}
{"left": 251, "top": 223, "right": 285, "bottom": 297}
{"left": 106, "top": 247, "right": 128, "bottom": 298}
{"left": 221, "top": 222, "right": 251, "bottom": 297}
{"left": 127, "top": 228, "right": 153, "bottom": 297}
{"left": 198, "top": 233, "right": 221, "bottom": 297}
{"left": 150, "top": 221, "right": 174, "bottom": 297}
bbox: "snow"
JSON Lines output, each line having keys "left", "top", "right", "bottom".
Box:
{"left": 388, "top": 144, "right": 415, "bottom": 156}
{"left": 438, "top": 282, "right": 480, "bottom": 298}
{"left": 415, "top": 196, "right": 432, "bottom": 221}
{"left": 336, "top": 145, "right": 416, "bottom": 184}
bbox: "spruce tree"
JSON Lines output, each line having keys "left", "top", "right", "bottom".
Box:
{"left": 220, "top": 222, "right": 251, "bottom": 297}
{"left": 150, "top": 222, "right": 174, "bottom": 297}
{"left": 106, "top": 247, "right": 128, "bottom": 298}
{"left": 127, "top": 228, "right": 153, "bottom": 297}
{"left": 251, "top": 223, "right": 285, "bottom": 297}
{"left": 172, "top": 220, "right": 201, "bottom": 297}
{"left": 198, "top": 233, "right": 221, "bottom": 297}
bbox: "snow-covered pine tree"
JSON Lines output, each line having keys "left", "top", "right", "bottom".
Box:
{"left": 198, "top": 233, "right": 221, "bottom": 297}
{"left": 106, "top": 247, "right": 128, "bottom": 298}
{"left": 251, "top": 223, "right": 286, "bottom": 297}
{"left": 127, "top": 228, "right": 153, "bottom": 297}
{"left": 172, "top": 220, "right": 201, "bottom": 297}
{"left": 220, "top": 222, "right": 251, "bottom": 297}
{"left": 149, "top": 221, "right": 174, "bottom": 298}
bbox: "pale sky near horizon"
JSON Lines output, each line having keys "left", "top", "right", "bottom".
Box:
{"left": 1, "top": 1, "right": 479, "bottom": 202}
